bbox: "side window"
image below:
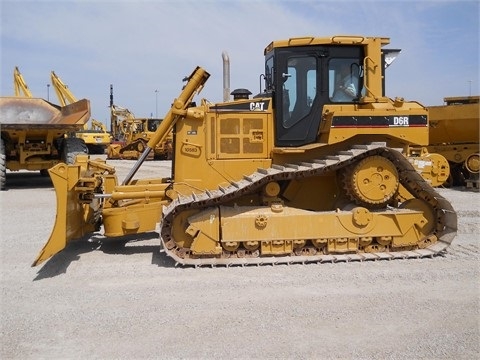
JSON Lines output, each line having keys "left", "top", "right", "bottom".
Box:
{"left": 283, "top": 56, "right": 317, "bottom": 127}
{"left": 283, "top": 65, "right": 296, "bottom": 119}
{"left": 329, "top": 58, "right": 363, "bottom": 102}
{"left": 265, "top": 55, "right": 274, "bottom": 91}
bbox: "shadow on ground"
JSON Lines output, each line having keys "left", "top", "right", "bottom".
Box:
{"left": 33, "top": 232, "right": 176, "bottom": 280}
{"left": 5, "top": 171, "right": 53, "bottom": 190}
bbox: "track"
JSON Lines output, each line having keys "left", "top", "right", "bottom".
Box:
{"left": 160, "top": 143, "right": 458, "bottom": 266}
{"left": 0, "top": 138, "right": 6, "bottom": 190}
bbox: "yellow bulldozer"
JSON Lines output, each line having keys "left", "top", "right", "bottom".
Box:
{"left": 107, "top": 85, "right": 173, "bottom": 160}
{"left": 33, "top": 35, "right": 457, "bottom": 267}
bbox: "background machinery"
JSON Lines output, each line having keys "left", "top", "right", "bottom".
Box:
{"left": 33, "top": 35, "right": 457, "bottom": 267}
{"left": 108, "top": 85, "right": 172, "bottom": 160}
{"left": 50, "top": 71, "right": 112, "bottom": 154}
{"left": 1, "top": 67, "right": 90, "bottom": 190}
{"left": 13, "top": 66, "right": 33, "bottom": 98}
{"left": 427, "top": 96, "right": 479, "bottom": 190}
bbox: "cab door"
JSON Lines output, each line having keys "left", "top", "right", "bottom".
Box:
{"left": 273, "top": 48, "right": 325, "bottom": 147}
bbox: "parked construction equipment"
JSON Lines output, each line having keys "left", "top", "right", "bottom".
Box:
{"left": 13, "top": 66, "right": 33, "bottom": 98}
{"left": 107, "top": 85, "right": 172, "bottom": 160}
{"left": 427, "top": 96, "right": 479, "bottom": 190}
{"left": 1, "top": 67, "right": 90, "bottom": 190}
{"left": 33, "top": 35, "right": 456, "bottom": 267}
{"left": 50, "top": 71, "right": 111, "bottom": 154}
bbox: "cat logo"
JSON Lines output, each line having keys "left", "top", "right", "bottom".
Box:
{"left": 250, "top": 102, "right": 266, "bottom": 111}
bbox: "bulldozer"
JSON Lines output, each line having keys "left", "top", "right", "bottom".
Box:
{"left": 33, "top": 35, "right": 457, "bottom": 267}
{"left": 107, "top": 85, "right": 173, "bottom": 160}
{"left": 50, "top": 71, "right": 112, "bottom": 154}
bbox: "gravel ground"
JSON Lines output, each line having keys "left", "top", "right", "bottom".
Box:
{"left": 1, "top": 159, "right": 479, "bottom": 360}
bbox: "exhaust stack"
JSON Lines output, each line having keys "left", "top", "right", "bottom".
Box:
{"left": 222, "top": 51, "right": 230, "bottom": 102}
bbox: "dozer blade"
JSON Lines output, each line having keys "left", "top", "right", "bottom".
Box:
{"left": 32, "top": 162, "right": 98, "bottom": 266}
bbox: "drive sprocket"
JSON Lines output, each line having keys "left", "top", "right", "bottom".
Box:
{"left": 343, "top": 155, "right": 399, "bottom": 207}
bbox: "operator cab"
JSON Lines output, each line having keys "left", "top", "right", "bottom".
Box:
{"left": 263, "top": 41, "right": 365, "bottom": 147}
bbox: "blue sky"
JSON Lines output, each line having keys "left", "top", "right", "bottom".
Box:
{"left": 1, "top": 0, "right": 479, "bottom": 125}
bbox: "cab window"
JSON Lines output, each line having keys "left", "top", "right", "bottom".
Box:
{"left": 329, "top": 58, "right": 363, "bottom": 102}
{"left": 282, "top": 56, "right": 317, "bottom": 127}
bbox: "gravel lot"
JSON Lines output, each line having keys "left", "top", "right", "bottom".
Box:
{"left": 1, "top": 158, "right": 479, "bottom": 360}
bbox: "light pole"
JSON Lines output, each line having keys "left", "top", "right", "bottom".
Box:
{"left": 47, "top": 84, "right": 50, "bottom": 101}
{"left": 155, "top": 89, "right": 159, "bottom": 118}
{"left": 468, "top": 80, "right": 472, "bottom": 96}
